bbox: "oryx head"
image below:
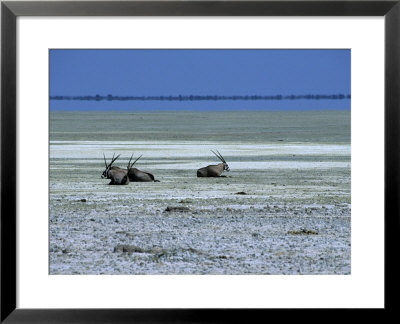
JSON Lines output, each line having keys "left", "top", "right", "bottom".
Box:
{"left": 211, "top": 150, "right": 230, "bottom": 171}
{"left": 102, "top": 153, "right": 120, "bottom": 178}
{"left": 127, "top": 153, "right": 143, "bottom": 170}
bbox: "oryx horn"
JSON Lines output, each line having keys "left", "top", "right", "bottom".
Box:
{"left": 216, "top": 150, "right": 226, "bottom": 163}
{"left": 109, "top": 153, "right": 120, "bottom": 167}
{"left": 211, "top": 150, "right": 226, "bottom": 163}
{"left": 131, "top": 154, "right": 143, "bottom": 167}
{"left": 103, "top": 153, "right": 108, "bottom": 168}
{"left": 127, "top": 154, "right": 134, "bottom": 169}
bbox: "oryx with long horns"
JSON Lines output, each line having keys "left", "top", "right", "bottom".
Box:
{"left": 127, "top": 154, "right": 159, "bottom": 182}
{"left": 197, "top": 150, "right": 230, "bottom": 177}
{"left": 101, "top": 153, "right": 129, "bottom": 185}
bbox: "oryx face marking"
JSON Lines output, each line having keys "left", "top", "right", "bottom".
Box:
{"left": 101, "top": 167, "right": 110, "bottom": 179}
{"left": 223, "top": 163, "right": 230, "bottom": 172}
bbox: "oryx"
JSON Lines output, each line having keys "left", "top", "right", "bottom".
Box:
{"left": 127, "top": 154, "right": 159, "bottom": 182}
{"left": 101, "top": 153, "right": 129, "bottom": 185}
{"left": 197, "top": 150, "right": 230, "bottom": 177}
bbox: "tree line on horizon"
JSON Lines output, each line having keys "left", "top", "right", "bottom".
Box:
{"left": 50, "top": 94, "right": 351, "bottom": 101}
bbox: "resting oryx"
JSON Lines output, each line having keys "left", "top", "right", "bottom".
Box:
{"left": 101, "top": 153, "right": 129, "bottom": 185}
{"left": 197, "top": 150, "right": 230, "bottom": 177}
{"left": 127, "top": 154, "right": 159, "bottom": 182}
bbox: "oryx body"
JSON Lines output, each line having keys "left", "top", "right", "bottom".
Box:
{"left": 126, "top": 154, "right": 159, "bottom": 182}
{"left": 101, "top": 154, "right": 129, "bottom": 185}
{"left": 197, "top": 150, "right": 230, "bottom": 177}
{"left": 128, "top": 168, "right": 156, "bottom": 182}
{"left": 106, "top": 167, "right": 129, "bottom": 185}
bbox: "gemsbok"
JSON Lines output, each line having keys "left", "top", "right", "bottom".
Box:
{"left": 127, "top": 154, "right": 159, "bottom": 182}
{"left": 197, "top": 150, "right": 230, "bottom": 177}
{"left": 101, "top": 153, "right": 129, "bottom": 185}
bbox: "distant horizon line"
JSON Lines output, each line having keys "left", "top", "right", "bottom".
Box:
{"left": 50, "top": 108, "right": 350, "bottom": 113}
{"left": 50, "top": 93, "right": 351, "bottom": 102}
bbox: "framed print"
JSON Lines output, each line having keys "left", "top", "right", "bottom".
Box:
{"left": 1, "top": 0, "right": 399, "bottom": 322}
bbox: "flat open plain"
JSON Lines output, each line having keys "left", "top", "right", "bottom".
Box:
{"left": 50, "top": 110, "right": 350, "bottom": 274}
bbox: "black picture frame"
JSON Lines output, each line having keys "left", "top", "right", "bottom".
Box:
{"left": 1, "top": 0, "right": 399, "bottom": 322}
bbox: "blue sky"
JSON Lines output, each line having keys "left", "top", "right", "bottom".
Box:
{"left": 50, "top": 49, "right": 350, "bottom": 111}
